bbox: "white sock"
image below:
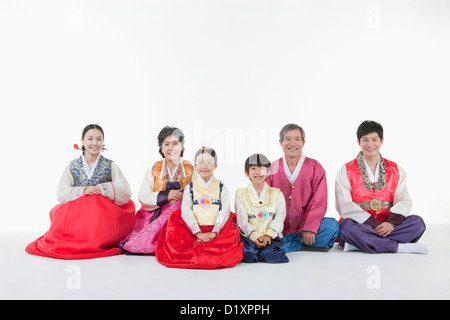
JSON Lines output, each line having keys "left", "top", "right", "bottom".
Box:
{"left": 343, "top": 243, "right": 361, "bottom": 252}
{"left": 397, "top": 242, "right": 429, "bottom": 255}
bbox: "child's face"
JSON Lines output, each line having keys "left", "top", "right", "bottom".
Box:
{"left": 245, "top": 165, "right": 269, "bottom": 185}
{"left": 195, "top": 153, "right": 217, "bottom": 181}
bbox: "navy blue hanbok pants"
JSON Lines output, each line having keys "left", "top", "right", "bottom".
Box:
{"left": 241, "top": 236, "right": 289, "bottom": 263}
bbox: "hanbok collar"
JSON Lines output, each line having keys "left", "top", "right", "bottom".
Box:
{"left": 81, "top": 153, "right": 102, "bottom": 180}
{"left": 283, "top": 152, "right": 306, "bottom": 184}
{"left": 356, "top": 152, "right": 387, "bottom": 191}
{"left": 197, "top": 175, "right": 215, "bottom": 188}
{"left": 248, "top": 182, "right": 267, "bottom": 201}
{"left": 247, "top": 182, "right": 270, "bottom": 207}
{"left": 361, "top": 155, "right": 380, "bottom": 183}
{"left": 160, "top": 158, "right": 186, "bottom": 181}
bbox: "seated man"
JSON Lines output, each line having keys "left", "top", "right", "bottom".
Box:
{"left": 335, "top": 120, "right": 427, "bottom": 254}
{"left": 266, "top": 123, "right": 339, "bottom": 252}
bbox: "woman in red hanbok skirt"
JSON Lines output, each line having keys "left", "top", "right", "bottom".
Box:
{"left": 25, "top": 124, "right": 135, "bottom": 260}
{"left": 156, "top": 147, "right": 243, "bottom": 269}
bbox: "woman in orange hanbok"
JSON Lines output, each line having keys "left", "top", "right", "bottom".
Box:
{"left": 119, "top": 126, "right": 194, "bottom": 255}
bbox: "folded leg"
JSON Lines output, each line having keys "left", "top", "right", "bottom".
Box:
{"left": 339, "top": 215, "right": 426, "bottom": 254}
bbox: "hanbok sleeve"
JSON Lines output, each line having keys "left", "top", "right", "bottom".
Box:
{"left": 97, "top": 162, "right": 131, "bottom": 206}
{"left": 266, "top": 191, "right": 286, "bottom": 239}
{"left": 181, "top": 184, "right": 201, "bottom": 235}
{"left": 234, "top": 192, "right": 258, "bottom": 239}
{"left": 56, "top": 164, "right": 84, "bottom": 203}
{"left": 335, "top": 165, "right": 373, "bottom": 224}
{"left": 387, "top": 165, "right": 412, "bottom": 223}
{"left": 212, "top": 185, "right": 231, "bottom": 234}
{"left": 137, "top": 166, "right": 160, "bottom": 211}
{"left": 300, "top": 162, "right": 328, "bottom": 233}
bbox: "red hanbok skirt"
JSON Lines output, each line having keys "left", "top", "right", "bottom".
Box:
{"left": 26, "top": 195, "right": 135, "bottom": 260}
{"left": 156, "top": 210, "right": 243, "bottom": 269}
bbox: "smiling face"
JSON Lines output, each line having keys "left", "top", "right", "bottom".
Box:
{"left": 195, "top": 152, "right": 217, "bottom": 182}
{"left": 245, "top": 165, "right": 269, "bottom": 187}
{"left": 81, "top": 129, "right": 104, "bottom": 158}
{"left": 358, "top": 132, "right": 384, "bottom": 160}
{"left": 279, "top": 128, "right": 305, "bottom": 160}
{"left": 161, "top": 134, "right": 183, "bottom": 163}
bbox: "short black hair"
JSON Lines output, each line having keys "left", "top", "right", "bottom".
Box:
{"left": 158, "top": 126, "right": 185, "bottom": 158}
{"left": 357, "top": 120, "right": 384, "bottom": 141}
{"left": 244, "top": 153, "right": 271, "bottom": 173}
{"left": 194, "top": 147, "right": 217, "bottom": 163}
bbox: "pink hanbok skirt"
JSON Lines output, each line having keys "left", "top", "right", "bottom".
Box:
{"left": 119, "top": 201, "right": 182, "bottom": 255}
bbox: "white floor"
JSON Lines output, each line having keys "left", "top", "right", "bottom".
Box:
{"left": 2, "top": 220, "right": 449, "bottom": 300}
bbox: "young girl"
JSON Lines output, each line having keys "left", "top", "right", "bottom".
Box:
{"left": 119, "top": 126, "right": 194, "bottom": 255}
{"left": 155, "top": 147, "right": 243, "bottom": 269}
{"left": 26, "top": 124, "right": 135, "bottom": 260}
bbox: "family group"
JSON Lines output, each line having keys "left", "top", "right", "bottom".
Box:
{"left": 25, "top": 121, "right": 428, "bottom": 269}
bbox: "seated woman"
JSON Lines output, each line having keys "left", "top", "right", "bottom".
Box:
{"left": 120, "top": 126, "right": 194, "bottom": 255}
{"left": 156, "top": 147, "right": 243, "bottom": 269}
{"left": 26, "top": 124, "right": 135, "bottom": 260}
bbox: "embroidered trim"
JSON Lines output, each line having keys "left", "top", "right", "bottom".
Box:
{"left": 193, "top": 196, "right": 221, "bottom": 208}
{"left": 190, "top": 181, "right": 223, "bottom": 210}
{"left": 70, "top": 186, "right": 84, "bottom": 201}
{"left": 99, "top": 182, "right": 115, "bottom": 202}
{"left": 248, "top": 211, "right": 276, "bottom": 221}
{"left": 188, "top": 223, "right": 201, "bottom": 234}
{"left": 70, "top": 155, "right": 113, "bottom": 187}
{"left": 110, "top": 182, "right": 116, "bottom": 203}
{"left": 356, "top": 201, "right": 393, "bottom": 210}
{"left": 356, "top": 152, "right": 387, "bottom": 191}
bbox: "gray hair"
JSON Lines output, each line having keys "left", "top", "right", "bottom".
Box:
{"left": 279, "top": 123, "right": 305, "bottom": 142}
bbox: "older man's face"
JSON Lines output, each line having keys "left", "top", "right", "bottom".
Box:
{"left": 279, "top": 128, "right": 305, "bottom": 160}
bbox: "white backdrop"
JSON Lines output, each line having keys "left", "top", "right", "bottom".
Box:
{"left": 1, "top": 0, "right": 450, "bottom": 233}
